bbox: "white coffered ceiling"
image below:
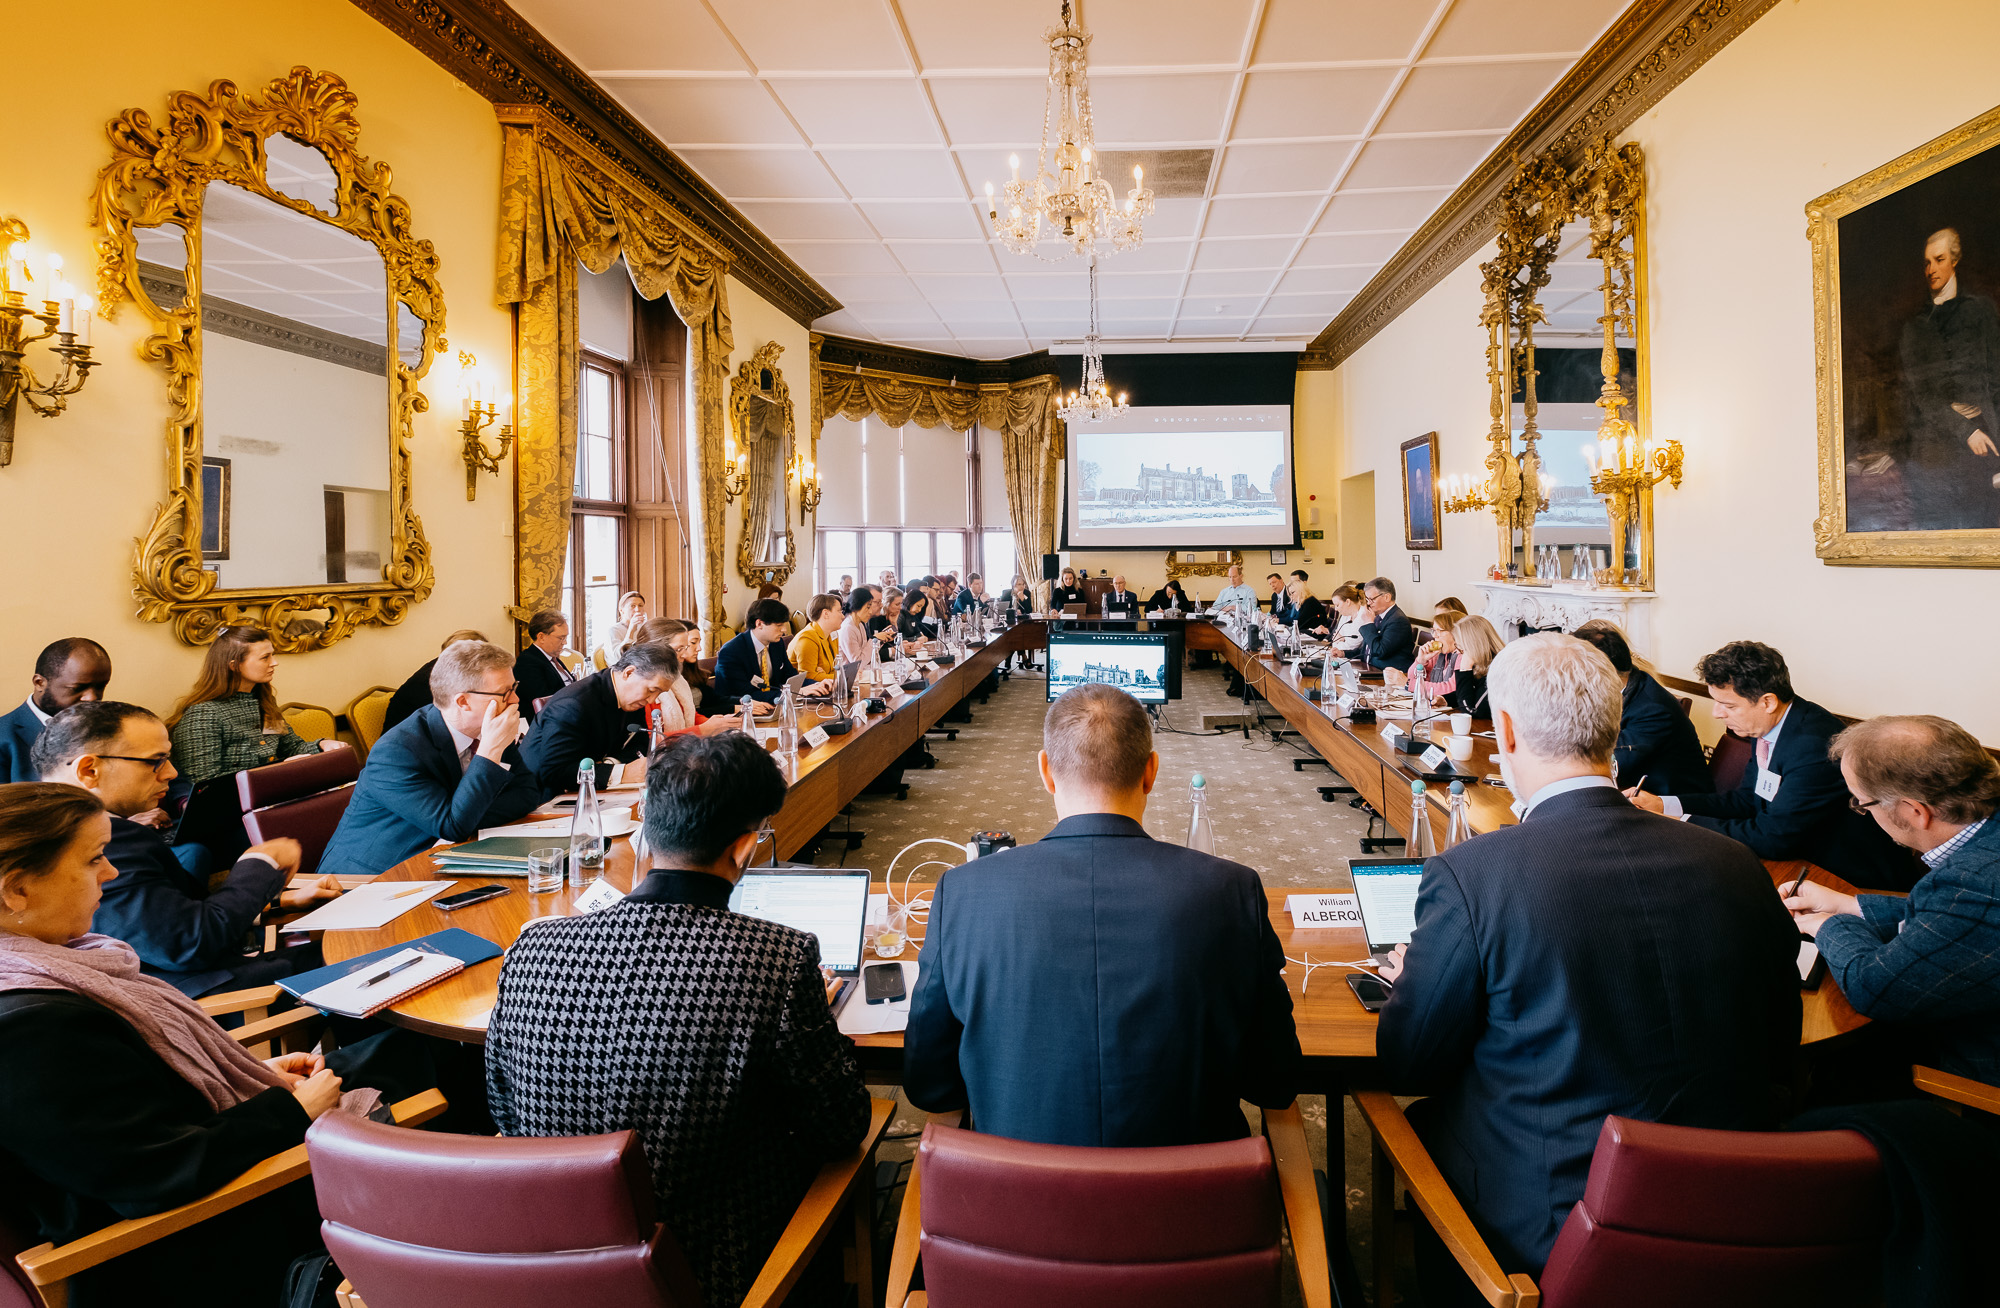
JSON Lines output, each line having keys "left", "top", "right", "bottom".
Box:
{"left": 509, "top": 0, "right": 1635, "bottom": 359}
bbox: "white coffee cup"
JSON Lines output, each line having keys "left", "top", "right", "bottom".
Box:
{"left": 1447, "top": 734, "right": 1476, "bottom": 762}
{"left": 1450, "top": 712, "right": 1473, "bottom": 736}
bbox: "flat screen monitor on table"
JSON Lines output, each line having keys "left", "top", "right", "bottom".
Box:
{"left": 1045, "top": 630, "right": 1173, "bottom": 704}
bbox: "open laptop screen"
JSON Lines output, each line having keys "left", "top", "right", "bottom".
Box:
{"left": 728, "top": 869, "right": 872, "bottom": 975}
{"left": 1348, "top": 858, "right": 1426, "bottom": 955}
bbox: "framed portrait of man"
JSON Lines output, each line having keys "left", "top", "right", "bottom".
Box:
{"left": 1401, "top": 431, "right": 1441, "bottom": 551}
{"left": 1811, "top": 103, "right": 2000, "bottom": 566}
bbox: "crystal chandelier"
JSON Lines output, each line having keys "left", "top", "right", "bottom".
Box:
{"left": 984, "top": 0, "right": 1154, "bottom": 261}
{"left": 1059, "top": 258, "right": 1128, "bottom": 425}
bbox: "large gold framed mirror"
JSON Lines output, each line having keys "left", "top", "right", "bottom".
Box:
{"left": 93, "top": 67, "right": 444, "bottom": 651}
{"left": 731, "top": 341, "right": 797, "bottom": 588}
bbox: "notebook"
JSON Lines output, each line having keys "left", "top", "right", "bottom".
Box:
{"left": 432, "top": 836, "right": 559, "bottom": 874}
{"left": 298, "top": 948, "right": 463, "bottom": 1018}
{"left": 279, "top": 928, "right": 502, "bottom": 1014}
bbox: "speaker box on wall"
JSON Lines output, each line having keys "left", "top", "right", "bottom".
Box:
{"left": 1042, "top": 553, "right": 1060, "bottom": 581}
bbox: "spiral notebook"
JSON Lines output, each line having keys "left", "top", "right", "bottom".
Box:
{"left": 296, "top": 947, "right": 464, "bottom": 1018}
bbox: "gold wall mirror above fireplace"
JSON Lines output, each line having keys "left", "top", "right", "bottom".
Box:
{"left": 93, "top": 67, "right": 445, "bottom": 651}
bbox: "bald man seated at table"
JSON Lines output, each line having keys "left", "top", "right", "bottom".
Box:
{"left": 904, "top": 682, "right": 1302, "bottom": 1146}
{"left": 319, "top": 641, "right": 548, "bottom": 879}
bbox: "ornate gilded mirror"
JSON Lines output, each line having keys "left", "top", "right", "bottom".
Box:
{"left": 731, "top": 341, "right": 796, "bottom": 587}
{"left": 1446, "top": 139, "right": 1680, "bottom": 590}
{"left": 94, "top": 68, "right": 444, "bottom": 650}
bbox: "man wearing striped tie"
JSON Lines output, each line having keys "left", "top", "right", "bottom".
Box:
{"left": 713, "top": 599, "right": 800, "bottom": 707}
{"left": 1625, "top": 640, "right": 1918, "bottom": 890}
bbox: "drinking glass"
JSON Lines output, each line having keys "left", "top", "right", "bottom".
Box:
{"left": 872, "top": 904, "right": 909, "bottom": 959}
{"left": 527, "top": 846, "right": 565, "bottom": 894}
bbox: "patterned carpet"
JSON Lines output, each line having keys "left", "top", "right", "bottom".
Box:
{"left": 817, "top": 661, "right": 1419, "bottom": 1306}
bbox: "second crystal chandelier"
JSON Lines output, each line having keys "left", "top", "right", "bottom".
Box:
{"left": 1058, "top": 257, "right": 1127, "bottom": 425}
{"left": 984, "top": 0, "right": 1154, "bottom": 261}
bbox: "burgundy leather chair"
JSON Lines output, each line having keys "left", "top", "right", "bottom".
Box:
{"left": 886, "top": 1103, "right": 1330, "bottom": 1308}
{"left": 530, "top": 695, "right": 552, "bottom": 718}
{"left": 235, "top": 747, "right": 361, "bottom": 811}
{"left": 1709, "top": 729, "right": 1755, "bottom": 793}
{"left": 242, "top": 786, "right": 355, "bottom": 878}
{"left": 307, "top": 1114, "right": 703, "bottom": 1308}
{"left": 1675, "top": 696, "right": 1693, "bottom": 718}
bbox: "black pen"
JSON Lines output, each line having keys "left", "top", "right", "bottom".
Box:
{"left": 1786, "top": 864, "right": 1813, "bottom": 900}
{"left": 361, "top": 954, "right": 425, "bottom": 988}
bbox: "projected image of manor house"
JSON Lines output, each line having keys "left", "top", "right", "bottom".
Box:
{"left": 1078, "top": 441, "right": 1289, "bottom": 531}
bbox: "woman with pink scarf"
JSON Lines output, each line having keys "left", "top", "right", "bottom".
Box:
{"left": 0, "top": 783, "right": 346, "bottom": 1306}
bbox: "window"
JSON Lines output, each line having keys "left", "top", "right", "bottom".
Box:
{"left": 819, "top": 530, "right": 859, "bottom": 595}
{"left": 561, "top": 352, "right": 628, "bottom": 658}
{"left": 900, "top": 530, "right": 932, "bottom": 580}
{"left": 981, "top": 529, "right": 1017, "bottom": 584}
{"left": 815, "top": 414, "right": 1005, "bottom": 595}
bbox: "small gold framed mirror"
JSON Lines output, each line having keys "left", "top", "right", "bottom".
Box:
{"left": 731, "top": 341, "right": 797, "bottom": 588}
{"left": 93, "top": 67, "right": 444, "bottom": 651}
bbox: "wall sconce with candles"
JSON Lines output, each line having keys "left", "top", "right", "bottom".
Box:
{"left": 455, "top": 350, "right": 513, "bottom": 500}
{"left": 794, "top": 451, "right": 821, "bottom": 518}
{"left": 720, "top": 432, "right": 748, "bottom": 503}
{"left": 1, "top": 218, "right": 97, "bottom": 467}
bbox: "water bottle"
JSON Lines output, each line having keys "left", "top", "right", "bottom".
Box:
{"left": 1444, "top": 780, "right": 1474, "bottom": 849}
{"left": 738, "top": 695, "right": 756, "bottom": 735}
{"left": 569, "top": 758, "right": 605, "bottom": 887}
{"left": 776, "top": 684, "right": 799, "bottom": 758}
{"left": 1407, "top": 778, "right": 1438, "bottom": 860}
{"left": 1186, "top": 773, "right": 1216, "bottom": 854}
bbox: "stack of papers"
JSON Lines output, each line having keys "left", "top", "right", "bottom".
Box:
{"left": 283, "top": 880, "right": 455, "bottom": 931}
{"left": 837, "top": 960, "right": 920, "bottom": 1036}
{"left": 477, "top": 813, "right": 637, "bottom": 841}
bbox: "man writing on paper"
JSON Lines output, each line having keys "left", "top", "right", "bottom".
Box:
{"left": 33, "top": 701, "right": 340, "bottom": 996}
{"left": 320, "top": 641, "right": 548, "bottom": 878}
{"left": 905, "top": 683, "right": 1301, "bottom": 1145}
{"left": 1374, "top": 634, "right": 1799, "bottom": 1303}
{"left": 523, "top": 642, "right": 679, "bottom": 794}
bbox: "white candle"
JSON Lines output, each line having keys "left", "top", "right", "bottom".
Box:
{"left": 77, "top": 309, "right": 91, "bottom": 347}
{"left": 56, "top": 286, "right": 73, "bottom": 335}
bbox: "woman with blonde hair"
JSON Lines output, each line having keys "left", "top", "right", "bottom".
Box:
{"left": 787, "top": 595, "right": 843, "bottom": 689}
{"left": 1395, "top": 611, "right": 1502, "bottom": 718}
{"left": 604, "top": 592, "right": 650, "bottom": 661}
{"left": 167, "top": 627, "right": 343, "bottom": 786}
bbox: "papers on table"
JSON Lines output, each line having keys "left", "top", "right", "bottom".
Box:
{"left": 477, "top": 813, "right": 637, "bottom": 842}
{"left": 283, "top": 880, "right": 455, "bottom": 931}
{"left": 289, "top": 875, "right": 375, "bottom": 892}
{"left": 837, "top": 960, "right": 920, "bottom": 1036}
{"left": 297, "top": 946, "right": 464, "bottom": 1018}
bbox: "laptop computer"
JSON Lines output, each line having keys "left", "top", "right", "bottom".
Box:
{"left": 727, "top": 867, "right": 873, "bottom": 976}
{"left": 1347, "top": 856, "right": 1427, "bottom": 966}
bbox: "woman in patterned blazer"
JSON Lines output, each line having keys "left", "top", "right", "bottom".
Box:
{"left": 485, "top": 733, "right": 871, "bottom": 1306}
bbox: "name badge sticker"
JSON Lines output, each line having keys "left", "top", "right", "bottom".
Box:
{"left": 1284, "top": 893, "right": 1363, "bottom": 929}
{"left": 1755, "top": 769, "right": 1781, "bottom": 802}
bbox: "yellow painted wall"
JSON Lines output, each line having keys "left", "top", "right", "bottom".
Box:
{"left": 1323, "top": 0, "right": 2000, "bottom": 740}
{"left": 2, "top": 0, "right": 515, "bottom": 717}
{"left": 718, "top": 274, "right": 814, "bottom": 626}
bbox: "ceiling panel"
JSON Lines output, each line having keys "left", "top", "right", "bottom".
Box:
{"left": 526, "top": 0, "right": 1641, "bottom": 353}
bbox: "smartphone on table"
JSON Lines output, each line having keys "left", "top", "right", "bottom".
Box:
{"left": 863, "top": 963, "right": 907, "bottom": 1005}
{"left": 434, "top": 884, "right": 509, "bottom": 912}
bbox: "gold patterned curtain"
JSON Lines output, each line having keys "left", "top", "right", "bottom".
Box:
{"left": 816, "top": 370, "right": 1060, "bottom": 604}
{"left": 496, "top": 106, "right": 735, "bottom": 649}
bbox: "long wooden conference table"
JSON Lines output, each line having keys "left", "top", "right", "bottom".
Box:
{"left": 326, "top": 614, "right": 1864, "bottom": 1057}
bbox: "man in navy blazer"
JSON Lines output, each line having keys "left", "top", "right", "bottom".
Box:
{"left": 712, "top": 599, "right": 800, "bottom": 706}
{"left": 34, "top": 701, "right": 340, "bottom": 995}
{"left": 321, "top": 641, "right": 548, "bottom": 878}
{"left": 1377, "top": 634, "right": 1800, "bottom": 1297}
{"left": 905, "top": 683, "right": 1302, "bottom": 1146}
{"left": 1789, "top": 715, "right": 2000, "bottom": 1086}
{"left": 1629, "top": 641, "right": 1918, "bottom": 889}
{"left": 1569, "top": 620, "right": 1710, "bottom": 797}
{"left": 1358, "top": 576, "right": 1417, "bottom": 672}
{"left": 1, "top": 638, "right": 112, "bottom": 783}
{"left": 521, "top": 642, "right": 678, "bottom": 794}
{"left": 513, "top": 609, "right": 577, "bottom": 723}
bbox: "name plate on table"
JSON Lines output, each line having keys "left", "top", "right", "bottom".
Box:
{"left": 572, "top": 879, "right": 626, "bottom": 914}
{"left": 1419, "top": 745, "right": 1449, "bottom": 772}
{"left": 803, "top": 725, "right": 831, "bottom": 750}
{"left": 1283, "top": 893, "right": 1362, "bottom": 928}
{"left": 1379, "top": 722, "right": 1404, "bottom": 746}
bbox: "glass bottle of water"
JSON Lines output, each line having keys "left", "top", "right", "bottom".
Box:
{"left": 1186, "top": 773, "right": 1216, "bottom": 854}
{"left": 1444, "top": 780, "right": 1474, "bottom": 849}
{"left": 1406, "top": 778, "right": 1438, "bottom": 860}
{"left": 569, "top": 758, "right": 604, "bottom": 887}
{"left": 738, "top": 695, "right": 757, "bottom": 735}
{"left": 777, "top": 684, "right": 799, "bottom": 758}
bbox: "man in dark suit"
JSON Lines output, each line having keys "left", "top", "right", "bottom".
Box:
{"left": 1629, "top": 641, "right": 1917, "bottom": 889}
{"left": 521, "top": 641, "right": 678, "bottom": 794}
{"left": 1102, "top": 574, "right": 1137, "bottom": 615}
{"left": 1359, "top": 575, "right": 1416, "bottom": 672}
{"left": 513, "top": 609, "right": 576, "bottom": 723}
{"left": 382, "top": 628, "right": 489, "bottom": 733}
{"left": 33, "top": 701, "right": 342, "bottom": 995}
{"left": 1, "top": 638, "right": 112, "bottom": 783}
{"left": 1789, "top": 715, "right": 2000, "bottom": 1086}
{"left": 1897, "top": 227, "right": 2000, "bottom": 530}
{"left": 321, "top": 641, "right": 547, "bottom": 878}
{"left": 1377, "top": 634, "right": 1801, "bottom": 1298}
{"left": 1569, "top": 620, "right": 1710, "bottom": 797}
{"left": 1265, "top": 572, "right": 1294, "bottom": 623}
{"left": 905, "top": 683, "right": 1302, "bottom": 1146}
{"left": 713, "top": 599, "right": 800, "bottom": 706}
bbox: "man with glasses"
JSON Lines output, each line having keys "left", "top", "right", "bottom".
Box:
{"left": 32, "top": 700, "right": 342, "bottom": 995}
{"left": 524, "top": 640, "right": 680, "bottom": 794}
{"left": 320, "top": 640, "right": 547, "bottom": 878}
{"left": 1358, "top": 576, "right": 1416, "bottom": 672}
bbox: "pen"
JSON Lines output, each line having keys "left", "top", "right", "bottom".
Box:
{"left": 362, "top": 955, "right": 425, "bottom": 988}
{"left": 1632, "top": 775, "right": 1648, "bottom": 794}
{"left": 1787, "top": 864, "right": 1814, "bottom": 900}
{"left": 387, "top": 885, "right": 435, "bottom": 900}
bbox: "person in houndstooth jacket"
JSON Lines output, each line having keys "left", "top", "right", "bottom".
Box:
{"left": 486, "top": 733, "right": 870, "bottom": 1306}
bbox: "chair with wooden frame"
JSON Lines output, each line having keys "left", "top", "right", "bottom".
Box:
{"left": 4, "top": 986, "right": 447, "bottom": 1308}
{"left": 317, "top": 1097, "right": 893, "bottom": 1308}
{"left": 279, "top": 702, "right": 339, "bottom": 746}
{"left": 883, "top": 1102, "right": 1331, "bottom": 1308}
{"left": 341, "top": 686, "right": 398, "bottom": 762}
{"left": 1356, "top": 1066, "right": 2000, "bottom": 1308}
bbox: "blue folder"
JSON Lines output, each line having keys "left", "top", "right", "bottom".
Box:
{"left": 277, "top": 927, "right": 503, "bottom": 1002}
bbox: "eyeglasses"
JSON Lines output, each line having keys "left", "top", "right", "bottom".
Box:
{"left": 98, "top": 754, "right": 174, "bottom": 775}
{"left": 465, "top": 682, "right": 520, "bottom": 700}
{"left": 1848, "top": 796, "right": 1887, "bottom": 815}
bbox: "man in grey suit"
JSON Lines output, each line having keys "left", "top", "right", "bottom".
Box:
{"left": 1376, "top": 633, "right": 1800, "bottom": 1302}
{"left": 1787, "top": 715, "right": 2000, "bottom": 1086}
{"left": 905, "top": 682, "right": 1302, "bottom": 1146}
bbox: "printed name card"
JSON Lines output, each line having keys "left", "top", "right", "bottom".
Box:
{"left": 1379, "top": 721, "right": 1404, "bottom": 746}
{"left": 572, "top": 879, "right": 626, "bottom": 914}
{"left": 803, "top": 725, "right": 831, "bottom": 750}
{"left": 1420, "top": 745, "right": 1449, "bottom": 772}
{"left": 1283, "top": 893, "right": 1362, "bottom": 928}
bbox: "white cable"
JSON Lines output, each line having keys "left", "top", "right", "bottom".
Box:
{"left": 1283, "top": 953, "right": 1391, "bottom": 993}
{"left": 885, "top": 838, "right": 970, "bottom": 944}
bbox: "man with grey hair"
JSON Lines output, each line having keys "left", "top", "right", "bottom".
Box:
{"left": 1897, "top": 225, "right": 2000, "bottom": 529}
{"left": 523, "top": 640, "right": 681, "bottom": 794}
{"left": 1788, "top": 715, "right": 2000, "bottom": 1085}
{"left": 320, "top": 640, "right": 547, "bottom": 877}
{"left": 905, "top": 682, "right": 1301, "bottom": 1146}
{"left": 1377, "top": 633, "right": 1800, "bottom": 1300}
